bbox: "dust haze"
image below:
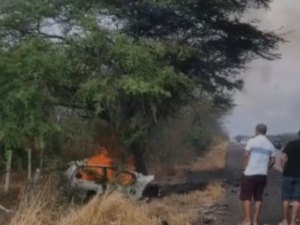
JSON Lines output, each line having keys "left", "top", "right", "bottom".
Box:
{"left": 226, "top": 0, "right": 300, "bottom": 136}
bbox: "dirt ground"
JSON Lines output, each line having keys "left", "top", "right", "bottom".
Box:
{"left": 222, "top": 142, "right": 283, "bottom": 225}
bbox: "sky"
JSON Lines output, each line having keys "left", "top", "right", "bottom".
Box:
{"left": 225, "top": 0, "right": 300, "bottom": 136}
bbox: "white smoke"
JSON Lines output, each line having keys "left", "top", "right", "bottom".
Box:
{"left": 226, "top": 0, "right": 300, "bottom": 136}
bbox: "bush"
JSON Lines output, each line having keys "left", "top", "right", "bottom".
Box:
{"left": 190, "top": 127, "right": 212, "bottom": 155}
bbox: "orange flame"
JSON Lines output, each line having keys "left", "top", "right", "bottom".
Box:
{"left": 79, "top": 144, "right": 136, "bottom": 186}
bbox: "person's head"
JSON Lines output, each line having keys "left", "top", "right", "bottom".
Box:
{"left": 255, "top": 123, "right": 267, "bottom": 136}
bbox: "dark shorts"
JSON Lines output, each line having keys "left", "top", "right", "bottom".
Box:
{"left": 282, "top": 176, "right": 300, "bottom": 201}
{"left": 240, "top": 175, "right": 267, "bottom": 201}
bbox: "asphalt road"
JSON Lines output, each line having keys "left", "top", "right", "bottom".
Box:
{"left": 222, "top": 142, "right": 283, "bottom": 225}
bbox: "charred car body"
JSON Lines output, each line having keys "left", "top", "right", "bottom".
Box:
{"left": 64, "top": 150, "right": 159, "bottom": 201}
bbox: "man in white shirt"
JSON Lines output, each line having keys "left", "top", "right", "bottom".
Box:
{"left": 240, "top": 124, "right": 276, "bottom": 225}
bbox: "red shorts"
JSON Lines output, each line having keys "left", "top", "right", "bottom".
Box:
{"left": 240, "top": 174, "right": 267, "bottom": 201}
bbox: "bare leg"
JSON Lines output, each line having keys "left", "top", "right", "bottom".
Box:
{"left": 291, "top": 201, "right": 300, "bottom": 225}
{"left": 280, "top": 201, "right": 290, "bottom": 225}
{"left": 242, "top": 200, "right": 251, "bottom": 224}
{"left": 253, "top": 201, "right": 263, "bottom": 225}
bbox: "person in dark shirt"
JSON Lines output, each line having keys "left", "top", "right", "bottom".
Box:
{"left": 279, "top": 130, "right": 300, "bottom": 225}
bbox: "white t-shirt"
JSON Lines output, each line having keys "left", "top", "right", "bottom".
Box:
{"left": 244, "top": 135, "right": 275, "bottom": 176}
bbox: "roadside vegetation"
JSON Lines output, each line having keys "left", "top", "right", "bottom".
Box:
{"left": 9, "top": 185, "right": 223, "bottom": 225}
{"left": 7, "top": 142, "right": 227, "bottom": 225}
{"left": 0, "top": 0, "right": 283, "bottom": 224}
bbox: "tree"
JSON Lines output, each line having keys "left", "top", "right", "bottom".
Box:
{"left": 0, "top": 39, "right": 61, "bottom": 189}
{"left": 102, "top": 0, "right": 282, "bottom": 106}
{"left": 0, "top": 0, "right": 282, "bottom": 173}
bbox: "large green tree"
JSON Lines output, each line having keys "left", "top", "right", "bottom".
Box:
{"left": 0, "top": 0, "right": 282, "bottom": 173}
{"left": 105, "top": 0, "right": 282, "bottom": 105}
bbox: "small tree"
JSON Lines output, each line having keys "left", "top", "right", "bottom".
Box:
{"left": 0, "top": 39, "right": 60, "bottom": 189}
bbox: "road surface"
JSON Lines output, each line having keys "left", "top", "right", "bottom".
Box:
{"left": 222, "top": 142, "right": 282, "bottom": 225}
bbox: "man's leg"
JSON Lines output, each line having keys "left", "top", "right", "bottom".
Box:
{"left": 291, "top": 178, "right": 300, "bottom": 225}
{"left": 240, "top": 175, "right": 254, "bottom": 225}
{"left": 253, "top": 201, "right": 263, "bottom": 225}
{"left": 253, "top": 175, "right": 267, "bottom": 225}
{"left": 280, "top": 201, "right": 290, "bottom": 225}
{"left": 242, "top": 200, "right": 252, "bottom": 224}
{"left": 280, "top": 177, "right": 293, "bottom": 225}
{"left": 291, "top": 201, "right": 300, "bottom": 225}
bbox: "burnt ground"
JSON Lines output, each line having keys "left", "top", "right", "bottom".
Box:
{"left": 220, "top": 142, "right": 282, "bottom": 225}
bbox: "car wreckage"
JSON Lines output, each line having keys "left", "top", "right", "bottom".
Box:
{"left": 64, "top": 150, "right": 159, "bottom": 201}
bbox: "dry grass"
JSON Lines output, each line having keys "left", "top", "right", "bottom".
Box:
{"left": 7, "top": 182, "right": 224, "bottom": 225}
{"left": 57, "top": 193, "right": 158, "bottom": 225}
{"left": 5, "top": 142, "right": 228, "bottom": 225}
{"left": 8, "top": 182, "right": 159, "bottom": 225}
{"left": 9, "top": 181, "right": 58, "bottom": 225}
{"left": 188, "top": 141, "right": 229, "bottom": 172}
{"left": 147, "top": 183, "right": 224, "bottom": 225}
{"left": 152, "top": 141, "right": 229, "bottom": 184}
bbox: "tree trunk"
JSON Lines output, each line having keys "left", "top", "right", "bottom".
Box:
{"left": 130, "top": 143, "right": 147, "bottom": 174}
{"left": 27, "top": 149, "right": 32, "bottom": 181}
{"left": 4, "top": 149, "right": 13, "bottom": 193}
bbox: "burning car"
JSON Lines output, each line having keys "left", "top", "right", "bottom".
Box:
{"left": 64, "top": 148, "right": 158, "bottom": 201}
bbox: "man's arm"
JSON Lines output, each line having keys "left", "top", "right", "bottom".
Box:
{"left": 243, "top": 139, "right": 252, "bottom": 171}
{"left": 280, "top": 143, "right": 290, "bottom": 170}
{"left": 280, "top": 153, "right": 288, "bottom": 169}
{"left": 268, "top": 144, "right": 276, "bottom": 169}
{"left": 243, "top": 151, "right": 251, "bottom": 171}
{"left": 268, "top": 156, "right": 275, "bottom": 169}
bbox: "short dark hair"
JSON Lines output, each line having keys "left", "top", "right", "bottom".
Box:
{"left": 256, "top": 123, "right": 267, "bottom": 135}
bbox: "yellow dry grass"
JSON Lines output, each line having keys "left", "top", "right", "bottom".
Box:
{"left": 7, "top": 141, "right": 228, "bottom": 225}
{"left": 9, "top": 181, "right": 58, "bottom": 225}
{"left": 154, "top": 141, "right": 229, "bottom": 184}
{"left": 9, "top": 187, "right": 159, "bottom": 225}
{"left": 8, "top": 183, "right": 224, "bottom": 225}
{"left": 147, "top": 183, "right": 224, "bottom": 225}
{"left": 188, "top": 141, "right": 229, "bottom": 171}
{"left": 57, "top": 193, "right": 158, "bottom": 225}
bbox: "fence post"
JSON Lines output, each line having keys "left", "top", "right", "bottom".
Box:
{"left": 27, "top": 148, "right": 32, "bottom": 181}
{"left": 4, "top": 149, "right": 13, "bottom": 193}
